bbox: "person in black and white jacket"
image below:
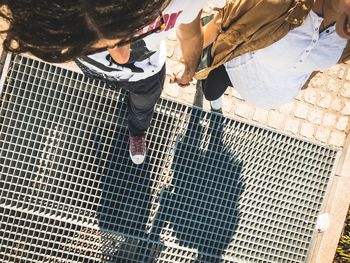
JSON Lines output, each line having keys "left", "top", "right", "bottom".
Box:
{"left": 1, "top": 0, "right": 225, "bottom": 164}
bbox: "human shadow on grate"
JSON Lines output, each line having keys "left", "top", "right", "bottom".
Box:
{"left": 147, "top": 110, "right": 246, "bottom": 263}
{"left": 89, "top": 101, "right": 153, "bottom": 262}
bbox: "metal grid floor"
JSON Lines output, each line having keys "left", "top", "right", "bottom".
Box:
{"left": 0, "top": 54, "right": 338, "bottom": 263}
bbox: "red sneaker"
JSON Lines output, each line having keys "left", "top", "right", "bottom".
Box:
{"left": 129, "top": 134, "right": 146, "bottom": 165}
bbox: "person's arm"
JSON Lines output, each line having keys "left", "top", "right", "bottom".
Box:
{"left": 173, "top": 11, "right": 203, "bottom": 86}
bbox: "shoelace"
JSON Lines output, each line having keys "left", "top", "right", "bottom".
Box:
{"left": 130, "top": 136, "right": 145, "bottom": 154}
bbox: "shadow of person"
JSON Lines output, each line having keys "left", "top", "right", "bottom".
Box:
{"left": 91, "top": 98, "right": 155, "bottom": 262}
{"left": 150, "top": 110, "right": 246, "bottom": 263}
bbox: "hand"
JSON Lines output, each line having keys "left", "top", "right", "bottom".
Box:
{"left": 169, "top": 59, "right": 194, "bottom": 87}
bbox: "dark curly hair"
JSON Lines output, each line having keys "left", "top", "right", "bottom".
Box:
{"left": 0, "top": 0, "right": 165, "bottom": 62}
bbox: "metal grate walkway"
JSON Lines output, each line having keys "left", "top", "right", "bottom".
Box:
{"left": 0, "top": 54, "right": 338, "bottom": 262}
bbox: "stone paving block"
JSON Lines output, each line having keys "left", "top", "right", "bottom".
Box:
{"left": 294, "top": 103, "right": 309, "bottom": 119}
{"left": 307, "top": 108, "right": 324, "bottom": 125}
{"left": 200, "top": 98, "right": 211, "bottom": 112}
{"left": 267, "top": 110, "right": 285, "bottom": 130}
{"left": 326, "top": 64, "right": 341, "bottom": 77}
{"left": 341, "top": 82, "right": 350, "bottom": 98}
{"left": 172, "top": 44, "right": 183, "bottom": 61}
{"left": 182, "top": 82, "right": 197, "bottom": 95}
{"left": 303, "top": 88, "right": 318, "bottom": 105}
{"left": 346, "top": 68, "right": 350, "bottom": 81}
{"left": 322, "top": 113, "right": 337, "bottom": 127}
{"left": 181, "top": 89, "right": 197, "bottom": 105}
{"left": 229, "top": 97, "right": 242, "bottom": 115}
{"left": 327, "top": 78, "right": 340, "bottom": 93}
{"left": 182, "top": 95, "right": 195, "bottom": 106}
{"left": 329, "top": 131, "right": 347, "bottom": 147}
{"left": 166, "top": 82, "right": 180, "bottom": 98}
{"left": 222, "top": 95, "right": 232, "bottom": 115}
{"left": 336, "top": 116, "right": 349, "bottom": 131}
{"left": 285, "top": 118, "right": 300, "bottom": 135}
{"left": 338, "top": 66, "right": 347, "bottom": 79}
{"left": 311, "top": 74, "right": 328, "bottom": 90}
{"left": 315, "top": 127, "right": 331, "bottom": 143}
{"left": 330, "top": 96, "right": 344, "bottom": 112}
{"left": 300, "top": 122, "right": 315, "bottom": 139}
{"left": 341, "top": 99, "right": 350, "bottom": 115}
{"left": 278, "top": 101, "right": 295, "bottom": 116}
{"left": 295, "top": 92, "right": 303, "bottom": 101}
{"left": 166, "top": 40, "right": 177, "bottom": 58}
{"left": 165, "top": 59, "right": 181, "bottom": 75}
{"left": 235, "top": 101, "right": 255, "bottom": 120}
{"left": 317, "top": 91, "right": 332, "bottom": 109}
{"left": 253, "top": 108, "right": 269, "bottom": 124}
{"left": 231, "top": 87, "right": 243, "bottom": 100}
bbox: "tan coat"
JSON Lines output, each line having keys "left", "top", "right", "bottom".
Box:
{"left": 196, "top": 0, "right": 350, "bottom": 80}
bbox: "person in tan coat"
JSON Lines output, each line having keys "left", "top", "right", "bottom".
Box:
{"left": 198, "top": 0, "right": 350, "bottom": 110}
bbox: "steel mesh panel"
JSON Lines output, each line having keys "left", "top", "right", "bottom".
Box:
{"left": 0, "top": 54, "right": 338, "bottom": 263}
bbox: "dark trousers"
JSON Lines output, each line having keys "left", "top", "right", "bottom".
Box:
{"left": 109, "top": 65, "right": 166, "bottom": 136}
{"left": 202, "top": 64, "right": 232, "bottom": 101}
{"left": 199, "top": 42, "right": 232, "bottom": 101}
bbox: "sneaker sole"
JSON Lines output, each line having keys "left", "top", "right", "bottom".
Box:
{"left": 129, "top": 150, "right": 146, "bottom": 165}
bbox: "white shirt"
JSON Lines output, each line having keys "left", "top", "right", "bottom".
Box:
{"left": 76, "top": 0, "right": 225, "bottom": 82}
{"left": 224, "top": 10, "right": 347, "bottom": 109}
